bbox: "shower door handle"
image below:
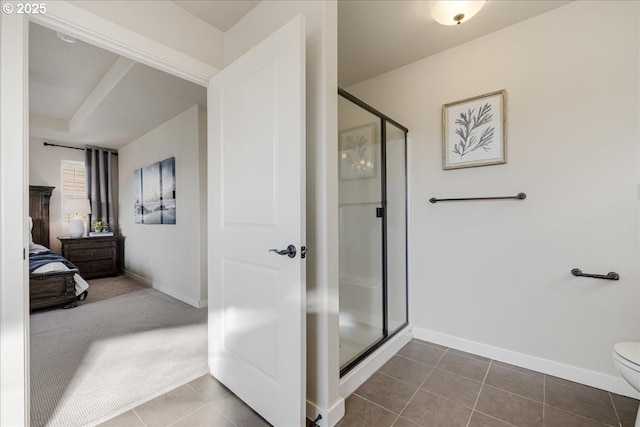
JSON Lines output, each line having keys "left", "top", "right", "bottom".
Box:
{"left": 269, "top": 245, "right": 297, "bottom": 258}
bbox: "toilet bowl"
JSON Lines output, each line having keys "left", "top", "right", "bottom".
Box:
{"left": 613, "top": 342, "right": 640, "bottom": 427}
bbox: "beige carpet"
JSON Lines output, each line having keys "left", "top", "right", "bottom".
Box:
{"left": 30, "top": 278, "right": 208, "bottom": 427}
{"left": 78, "top": 275, "right": 149, "bottom": 306}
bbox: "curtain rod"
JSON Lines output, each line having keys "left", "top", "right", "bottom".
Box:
{"left": 43, "top": 142, "right": 118, "bottom": 155}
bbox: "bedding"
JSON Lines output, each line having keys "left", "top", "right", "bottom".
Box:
{"left": 29, "top": 245, "right": 89, "bottom": 297}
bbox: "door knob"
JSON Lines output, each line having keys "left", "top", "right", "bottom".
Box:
{"left": 269, "top": 245, "right": 297, "bottom": 258}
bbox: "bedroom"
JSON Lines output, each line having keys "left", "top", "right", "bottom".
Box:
{"left": 24, "top": 15, "right": 212, "bottom": 425}
{"left": 1, "top": 3, "right": 637, "bottom": 427}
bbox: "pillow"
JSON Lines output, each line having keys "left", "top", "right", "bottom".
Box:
{"left": 28, "top": 217, "right": 33, "bottom": 243}
{"left": 29, "top": 242, "right": 48, "bottom": 254}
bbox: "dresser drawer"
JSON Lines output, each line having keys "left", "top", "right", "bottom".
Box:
{"left": 67, "top": 247, "right": 114, "bottom": 262}
{"left": 74, "top": 260, "right": 116, "bottom": 277}
{"left": 64, "top": 240, "right": 114, "bottom": 251}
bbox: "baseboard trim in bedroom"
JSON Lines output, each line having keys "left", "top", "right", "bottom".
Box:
{"left": 123, "top": 269, "right": 151, "bottom": 286}
{"left": 412, "top": 327, "right": 640, "bottom": 399}
{"left": 122, "top": 270, "right": 206, "bottom": 308}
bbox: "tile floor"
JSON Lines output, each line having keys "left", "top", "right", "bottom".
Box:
{"left": 98, "top": 338, "right": 640, "bottom": 427}
{"left": 338, "top": 339, "right": 640, "bottom": 427}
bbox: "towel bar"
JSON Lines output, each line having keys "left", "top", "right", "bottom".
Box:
{"left": 429, "top": 192, "right": 526, "bottom": 204}
{"left": 571, "top": 268, "right": 619, "bottom": 281}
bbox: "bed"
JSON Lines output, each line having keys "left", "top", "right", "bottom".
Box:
{"left": 29, "top": 185, "right": 89, "bottom": 310}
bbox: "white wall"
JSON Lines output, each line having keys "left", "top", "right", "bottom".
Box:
{"left": 29, "top": 137, "right": 85, "bottom": 253}
{"left": 119, "top": 105, "right": 207, "bottom": 307}
{"left": 226, "top": 3, "right": 342, "bottom": 425}
{"left": 349, "top": 0, "right": 640, "bottom": 395}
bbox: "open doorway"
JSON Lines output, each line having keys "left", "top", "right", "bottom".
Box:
{"left": 28, "top": 21, "right": 210, "bottom": 426}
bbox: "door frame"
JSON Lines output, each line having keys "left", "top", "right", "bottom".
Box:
{"left": 0, "top": 4, "right": 218, "bottom": 424}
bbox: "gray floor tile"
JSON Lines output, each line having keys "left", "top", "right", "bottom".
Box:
{"left": 543, "top": 404, "right": 614, "bottom": 427}
{"left": 421, "top": 368, "right": 482, "bottom": 408}
{"left": 545, "top": 376, "right": 618, "bottom": 425}
{"left": 410, "top": 339, "right": 448, "bottom": 351}
{"left": 188, "top": 374, "right": 230, "bottom": 402}
{"left": 467, "top": 411, "right": 515, "bottom": 427}
{"left": 484, "top": 363, "right": 544, "bottom": 402}
{"left": 401, "top": 389, "right": 471, "bottom": 427}
{"left": 335, "top": 394, "right": 397, "bottom": 427}
{"left": 378, "top": 355, "right": 433, "bottom": 386}
{"left": 447, "top": 348, "right": 491, "bottom": 363}
{"left": 391, "top": 416, "right": 421, "bottom": 427}
{"left": 436, "top": 350, "right": 490, "bottom": 382}
{"left": 611, "top": 393, "right": 640, "bottom": 427}
{"left": 354, "top": 372, "right": 417, "bottom": 414}
{"left": 475, "top": 385, "right": 543, "bottom": 427}
{"left": 210, "top": 393, "right": 263, "bottom": 426}
{"left": 170, "top": 404, "right": 235, "bottom": 427}
{"left": 98, "top": 410, "right": 145, "bottom": 427}
{"left": 398, "top": 341, "right": 445, "bottom": 365}
{"left": 134, "top": 384, "right": 208, "bottom": 427}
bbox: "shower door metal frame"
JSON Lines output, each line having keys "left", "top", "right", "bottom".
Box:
{"left": 338, "top": 88, "right": 409, "bottom": 377}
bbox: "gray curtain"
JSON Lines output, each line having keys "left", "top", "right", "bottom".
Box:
{"left": 85, "top": 146, "right": 118, "bottom": 233}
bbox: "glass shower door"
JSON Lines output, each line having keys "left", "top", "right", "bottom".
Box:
{"left": 338, "top": 96, "right": 384, "bottom": 368}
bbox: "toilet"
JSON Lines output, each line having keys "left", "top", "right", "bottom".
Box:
{"left": 613, "top": 342, "right": 640, "bottom": 427}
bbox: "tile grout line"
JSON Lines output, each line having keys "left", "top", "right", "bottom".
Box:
{"left": 389, "top": 347, "right": 450, "bottom": 426}
{"left": 164, "top": 403, "right": 210, "bottom": 427}
{"left": 465, "top": 359, "right": 492, "bottom": 427}
{"left": 542, "top": 374, "right": 546, "bottom": 427}
{"left": 184, "top": 382, "right": 239, "bottom": 426}
{"left": 607, "top": 391, "right": 623, "bottom": 427}
{"left": 132, "top": 408, "right": 149, "bottom": 427}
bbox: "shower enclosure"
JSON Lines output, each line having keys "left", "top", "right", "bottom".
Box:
{"left": 338, "top": 89, "right": 408, "bottom": 375}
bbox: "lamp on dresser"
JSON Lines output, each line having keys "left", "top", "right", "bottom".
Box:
{"left": 65, "top": 198, "right": 91, "bottom": 237}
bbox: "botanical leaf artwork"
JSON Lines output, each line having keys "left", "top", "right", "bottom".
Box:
{"left": 341, "top": 133, "right": 373, "bottom": 174}
{"left": 453, "top": 103, "right": 495, "bottom": 157}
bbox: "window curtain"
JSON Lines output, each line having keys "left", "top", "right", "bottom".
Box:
{"left": 85, "top": 146, "right": 118, "bottom": 233}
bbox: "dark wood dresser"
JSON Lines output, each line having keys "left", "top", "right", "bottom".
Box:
{"left": 59, "top": 235, "right": 124, "bottom": 279}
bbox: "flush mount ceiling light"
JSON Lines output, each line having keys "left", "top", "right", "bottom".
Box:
{"left": 430, "top": 0, "right": 487, "bottom": 26}
{"left": 56, "top": 31, "right": 78, "bottom": 44}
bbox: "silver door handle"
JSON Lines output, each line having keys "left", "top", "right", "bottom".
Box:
{"left": 269, "top": 245, "right": 297, "bottom": 258}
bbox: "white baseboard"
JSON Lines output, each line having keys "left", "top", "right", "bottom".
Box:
{"left": 340, "top": 328, "right": 412, "bottom": 399}
{"left": 413, "top": 327, "right": 640, "bottom": 399}
{"left": 123, "top": 269, "right": 151, "bottom": 286}
{"left": 306, "top": 397, "right": 345, "bottom": 427}
{"left": 122, "top": 269, "right": 203, "bottom": 309}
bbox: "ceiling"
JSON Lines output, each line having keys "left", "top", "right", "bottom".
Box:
{"left": 29, "top": 1, "right": 571, "bottom": 150}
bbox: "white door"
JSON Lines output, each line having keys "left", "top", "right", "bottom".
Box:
{"left": 207, "top": 16, "right": 306, "bottom": 427}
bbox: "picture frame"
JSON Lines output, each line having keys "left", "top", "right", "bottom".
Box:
{"left": 339, "top": 123, "right": 377, "bottom": 180}
{"left": 133, "top": 157, "right": 176, "bottom": 224}
{"left": 442, "top": 89, "right": 506, "bottom": 170}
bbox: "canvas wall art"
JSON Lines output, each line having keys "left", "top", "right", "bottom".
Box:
{"left": 133, "top": 157, "right": 176, "bottom": 224}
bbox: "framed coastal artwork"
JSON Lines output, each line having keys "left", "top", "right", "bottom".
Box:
{"left": 133, "top": 157, "right": 176, "bottom": 224}
{"left": 442, "top": 90, "right": 506, "bottom": 170}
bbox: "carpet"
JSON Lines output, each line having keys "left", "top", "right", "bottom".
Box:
{"left": 30, "top": 287, "right": 208, "bottom": 427}
{"left": 77, "top": 275, "right": 149, "bottom": 306}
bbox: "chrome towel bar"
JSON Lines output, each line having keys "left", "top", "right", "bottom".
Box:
{"left": 571, "top": 268, "right": 619, "bottom": 281}
{"left": 429, "top": 192, "right": 526, "bottom": 204}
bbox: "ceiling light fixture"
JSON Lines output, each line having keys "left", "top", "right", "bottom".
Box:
{"left": 430, "top": 0, "right": 487, "bottom": 26}
{"left": 56, "top": 31, "right": 78, "bottom": 44}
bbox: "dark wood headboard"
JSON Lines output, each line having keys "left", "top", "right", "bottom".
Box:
{"left": 29, "top": 186, "right": 54, "bottom": 248}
